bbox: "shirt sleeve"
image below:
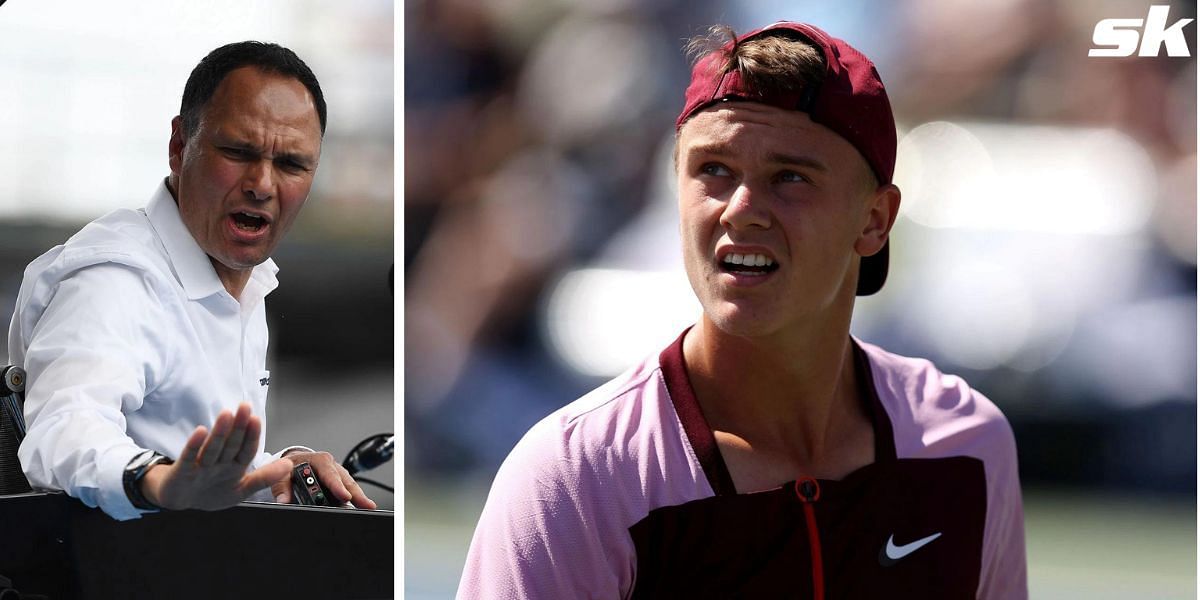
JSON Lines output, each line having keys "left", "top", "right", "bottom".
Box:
{"left": 976, "top": 409, "right": 1028, "bottom": 599}
{"left": 16, "top": 263, "right": 172, "bottom": 521}
{"left": 251, "top": 445, "right": 312, "bottom": 470}
{"left": 457, "top": 423, "right": 630, "bottom": 600}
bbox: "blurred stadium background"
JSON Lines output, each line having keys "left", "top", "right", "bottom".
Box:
{"left": 0, "top": 0, "right": 395, "bottom": 509}
{"left": 405, "top": 0, "right": 1195, "bottom": 597}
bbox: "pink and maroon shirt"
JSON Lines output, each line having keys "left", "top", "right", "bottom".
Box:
{"left": 458, "top": 331, "right": 1027, "bottom": 599}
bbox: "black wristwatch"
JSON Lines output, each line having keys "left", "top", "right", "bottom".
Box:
{"left": 123, "top": 450, "right": 173, "bottom": 511}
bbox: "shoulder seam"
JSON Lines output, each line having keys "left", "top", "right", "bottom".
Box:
{"left": 564, "top": 362, "right": 663, "bottom": 427}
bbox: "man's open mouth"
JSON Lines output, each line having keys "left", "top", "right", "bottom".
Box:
{"left": 231, "top": 211, "right": 269, "bottom": 232}
{"left": 719, "top": 253, "right": 778, "bottom": 275}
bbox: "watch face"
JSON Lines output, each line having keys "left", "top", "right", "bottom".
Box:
{"left": 129, "top": 452, "right": 157, "bottom": 470}
{"left": 124, "top": 451, "right": 168, "bottom": 511}
{"left": 126, "top": 451, "right": 168, "bottom": 476}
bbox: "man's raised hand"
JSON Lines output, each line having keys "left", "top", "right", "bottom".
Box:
{"left": 140, "top": 402, "right": 292, "bottom": 511}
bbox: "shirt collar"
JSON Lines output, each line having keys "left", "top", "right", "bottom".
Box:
{"left": 145, "top": 180, "right": 279, "bottom": 302}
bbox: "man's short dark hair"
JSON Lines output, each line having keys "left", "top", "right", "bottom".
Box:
{"left": 180, "top": 41, "right": 327, "bottom": 138}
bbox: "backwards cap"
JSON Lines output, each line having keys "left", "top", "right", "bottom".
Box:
{"left": 676, "top": 22, "right": 896, "bottom": 296}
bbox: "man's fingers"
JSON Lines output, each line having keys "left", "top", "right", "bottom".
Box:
{"left": 197, "top": 410, "right": 234, "bottom": 466}
{"left": 318, "top": 464, "right": 353, "bottom": 504}
{"left": 344, "top": 475, "right": 377, "bottom": 510}
{"left": 261, "top": 451, "right": 378, "bottom": 509}
{"left": 320, "top": 463, "right": 376, "bottom": 509}
{"left": 240, "top": 457, "right": 293, "bottom": 495}
{"left": 232, "top": 415, "right": 263, "bottom": 465}
{"left": 270, "top": 473, "right": 293, "bottom": 504}
{"left": 219, "top": 405, "right": 255, "bottom": 464}
{"left": 176, "top": 426, "right": 208, "bottom": 465}
{"left": 310, "top": 455, "right": 352, "bottom": 502}
{"left": 270, "top": 457, "right": 295, "bottom": 504}
{"left": 216, "top": 418, "right": 249, "bottom": 464}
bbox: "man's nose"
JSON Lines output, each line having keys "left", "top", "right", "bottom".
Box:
{"left": 719, "top": 183, "right": 771, "bottom": 230}
{"left": 242, "top": 161, "right": 273, "bottom": 202}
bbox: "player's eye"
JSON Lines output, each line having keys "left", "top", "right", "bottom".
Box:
{"left": 776, "top": 170, "right": 809, "bottom": 184}
{"left": 699, "top": 162, "right": 731, "bottom": 177}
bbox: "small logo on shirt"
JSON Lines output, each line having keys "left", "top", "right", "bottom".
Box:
{"left": 878, "top": 532, "right": 942, "bottom": 566}
{"left": 259, "top": 376, "right": 270, "bottom": 387}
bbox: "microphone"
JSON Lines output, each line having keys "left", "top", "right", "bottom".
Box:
{"left": 343, "top": 433, "right": 394, "bottom": 476}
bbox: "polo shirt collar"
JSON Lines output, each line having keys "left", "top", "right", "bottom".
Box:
{"left": 145, "top": 180, "right": 279, "bottom": 301}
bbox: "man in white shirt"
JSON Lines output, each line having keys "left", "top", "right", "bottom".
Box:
{"left": 8, "top": 41, "right": 375, "bottom": 520}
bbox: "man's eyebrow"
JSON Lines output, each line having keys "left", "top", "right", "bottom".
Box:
{"left": 215, "top": 140, "right": 259, "bottom": 152}
{"left": 215, "top": 139, "right": 316, "bottom": 166}
{"left": 765, "top": 152, "right": 829, "bottom": 172}
{"left": 685, "top": 144, "right": 829, "bottom": 172}
{"left": 685, "top": 143, "right": 735, "bottom": 160}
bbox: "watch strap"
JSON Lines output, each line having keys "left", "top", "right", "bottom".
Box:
{"left": 123, "top": 450, "right": 173, "bottom": 511}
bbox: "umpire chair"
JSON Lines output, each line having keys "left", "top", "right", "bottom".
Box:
{"left": 0, "top": 365, "right": 31, "bottom": 495}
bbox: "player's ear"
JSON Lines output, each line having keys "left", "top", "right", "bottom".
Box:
{"left": 854, "top": 183, "right": 901, "bottom": 258}
{"left": 168, "top": 116, "right": 186, "bottom": 176}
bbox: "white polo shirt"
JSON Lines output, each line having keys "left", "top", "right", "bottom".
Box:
{"left": 9, "top": 181, "right": 290, "bottom": 520}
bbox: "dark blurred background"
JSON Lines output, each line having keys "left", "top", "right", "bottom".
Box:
{"left": 0, "top": 1, "right": 395, "bottom": 507}
{"left": 404, "top": 0, "right": 1196, "bottom": 597}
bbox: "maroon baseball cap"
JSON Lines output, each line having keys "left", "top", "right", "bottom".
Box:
{"left": 676, "top": 21, "right": 896, "bottom": 296}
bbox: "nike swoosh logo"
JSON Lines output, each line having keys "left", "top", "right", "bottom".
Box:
{"left": 878, "top": 532, "right": 942, "bottom": 566}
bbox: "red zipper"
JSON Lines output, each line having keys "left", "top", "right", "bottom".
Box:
{"left": 794, "top": 477, "right": 824, "bottom": 600}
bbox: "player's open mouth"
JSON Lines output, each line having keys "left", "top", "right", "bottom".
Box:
{"left": 719, "top": 253, "right": 778, "bottom": 276}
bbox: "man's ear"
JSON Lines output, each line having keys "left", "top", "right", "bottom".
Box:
{"left": 854, "top": 183, "right": 901, "bottom": 257}
{"left": 168, "top": 116, "right": 186, "bottom": 176}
